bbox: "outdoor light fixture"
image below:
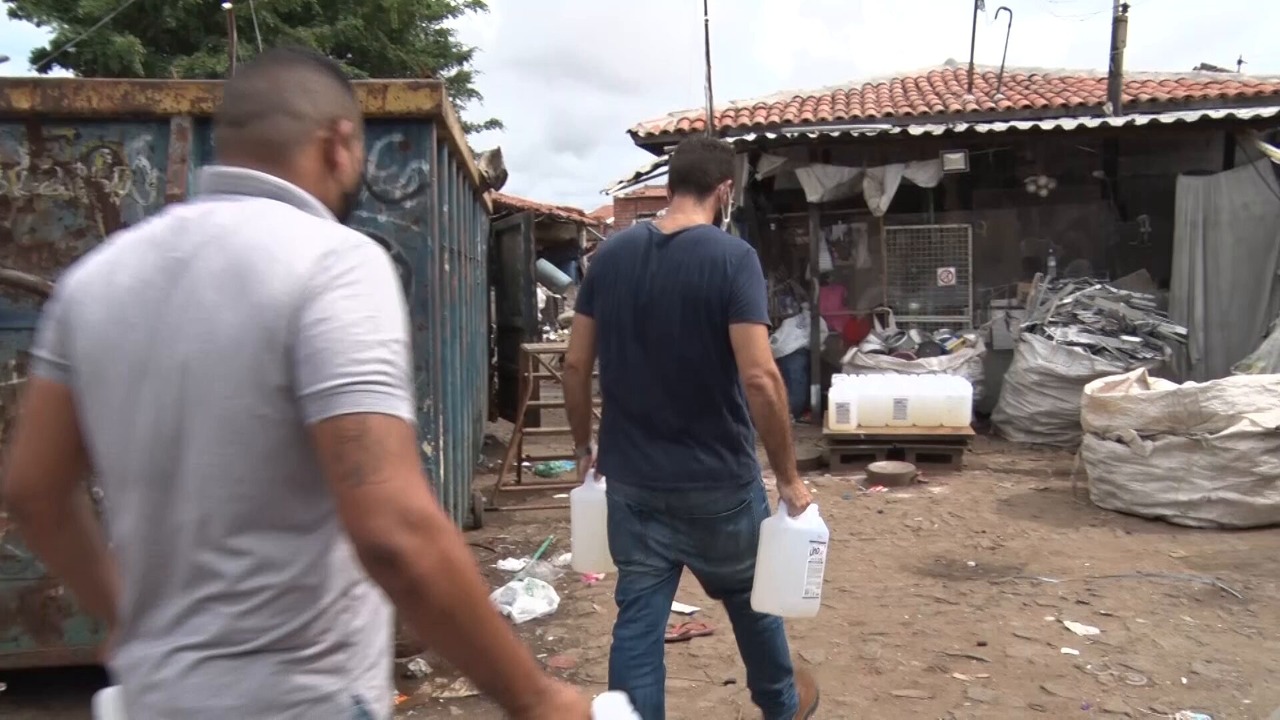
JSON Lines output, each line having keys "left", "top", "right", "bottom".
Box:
{"left": 1024, "top": 174, "right": 1058, "bottom": 198}
{"left": 940, "top": 149, "right": 970, "bottom": 173}
{"left": 0, "top": 55, "right": 9, "bottom": 65}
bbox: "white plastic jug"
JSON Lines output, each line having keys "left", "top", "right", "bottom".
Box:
{"left": 750, "top": 502, "right": 830, "bottom": 618}
{"left": 940, "top": 375, "right": 974, "bottom": 427}
{"left": 592, "top": 690, "right": 642, "bottom": 719}
{"left": 912, "top": 374, "right": 943, "bottom": 427}
{"left": 570, "top": 470, "right": 615, "bottom": 574}
{"left": 885, "top": 375, "right": 913, "bottom": 427}
{"left": 826, "top": 374, "right": 858, "bottom": 431}
{"left": 92, "top": 686, "right": 128, "bottom": 720}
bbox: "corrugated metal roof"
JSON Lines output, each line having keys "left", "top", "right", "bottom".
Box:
{"left": 730, "top": 106, "right": 1280, "bottom": 143}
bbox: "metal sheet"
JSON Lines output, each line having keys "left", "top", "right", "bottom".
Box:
{"left": 733, "top": 105, "right": 1280, "bottom": 142}
{"left": 606, "top": 106, "right": 1280, "bottom": 194}
{"left": 491, "top": 212, "right": 537, "bottom": 422}
{"left": 0, "top": 81, "right": 489, "bottom": 667}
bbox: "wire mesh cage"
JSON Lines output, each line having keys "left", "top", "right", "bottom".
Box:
{"left": 882, "top": 224, "right": 974, "bottom": 331}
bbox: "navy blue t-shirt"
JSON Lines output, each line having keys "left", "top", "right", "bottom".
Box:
{"left": 575, "top": 222, "right": 770, "bottom": 491}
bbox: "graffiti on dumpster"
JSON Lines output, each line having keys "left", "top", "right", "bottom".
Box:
{"left": 0, "top": 134, "right": 161, "bottom": 208}
{"left": 0, "top": 127, "right": 163, "bottom": 277}
{"left": 363, "top": 132, "right": 431, "bottom": 207}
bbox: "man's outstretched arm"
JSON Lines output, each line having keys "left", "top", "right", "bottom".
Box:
{"left": 563, "top": 313, "right": 597, "bottom": 477}
{"left": 2, "top": 273, "right": 120, "bottom": 632}
{"left": 298, "top": 240, "right": 587, "bottom": 720}
{"left": 726, "top": 249, "right": 811, "bottom": 515}
{"left": 564, "top": 263, "right": 600, "bottom": 481}
{"left": 310, "top": 413, "right": 584, "bottom": 719}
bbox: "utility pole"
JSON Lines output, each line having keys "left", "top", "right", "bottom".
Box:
{"left": 703, "top": 0, "right": 716, "bottom": 137}
{"left": 1106, "top": 1, "right": 1129, "bottom": 116}
{"left": 223, "top": 2, "right": 238, "bottom": 76}
{"left": 966, "top": 0, "right": 984, "bottom": 95}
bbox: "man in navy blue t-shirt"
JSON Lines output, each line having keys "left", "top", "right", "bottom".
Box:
{"left": 563, "top": 137, "right": 820, "bottom": 720}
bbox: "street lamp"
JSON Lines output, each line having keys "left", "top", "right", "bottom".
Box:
{"left": 0, "top": 55, "right": 10, "bottom": 65}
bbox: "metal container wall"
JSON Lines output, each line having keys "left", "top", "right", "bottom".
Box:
{"left": 0, "top": 79, "right": 488, "bottom": 669}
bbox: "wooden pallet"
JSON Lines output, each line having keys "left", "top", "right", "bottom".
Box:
{"left": 824, "top": 424, "right": 975, "bottom": 472}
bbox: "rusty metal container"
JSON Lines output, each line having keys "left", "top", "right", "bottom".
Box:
{"left": 0, "top": 78, "right": 490, "bottom": 669}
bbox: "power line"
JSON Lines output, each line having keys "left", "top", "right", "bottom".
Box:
{"left": 34, "top": 0, "right": 142, "bottom": 72}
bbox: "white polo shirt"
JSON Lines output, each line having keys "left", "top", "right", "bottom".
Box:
{"left": 30, "top": 166, "right": 416, "bottom": 720}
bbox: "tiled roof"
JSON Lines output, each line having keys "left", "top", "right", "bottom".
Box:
{"left": 588, "top": 204, "right": 614, "bottom": 223}
{"left": 488, "top": 191, "right": 601, "bottom": 226}
{"left": 630, "top": 64, "right": 1280, "bottom": 139}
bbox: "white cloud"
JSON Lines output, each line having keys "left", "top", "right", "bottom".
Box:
{"left": 5, "top": 0, "right": 1279, "bottom": 210}
{"left": 458, "top": 0, "right": 1280, "bottom": 210}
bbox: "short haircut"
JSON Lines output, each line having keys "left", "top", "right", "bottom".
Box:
{"left": 666, "top": 136, "right": 735, "bottom": 200}
{"left": 214, "top": 46, "right": 362, "bottom": 164}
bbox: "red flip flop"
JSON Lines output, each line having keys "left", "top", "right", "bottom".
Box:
{"left": 665, "top": 621, "right": 715, "bottom": 643}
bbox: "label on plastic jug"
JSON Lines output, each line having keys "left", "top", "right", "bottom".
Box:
{"left": 834, "top": 402, "right": 852, "bottom": 426}
{"left": 802, "top": 540, "right": 828, "bottom": 599}
{"left": 891, "top": 397, "right": 909, "bottom": 422}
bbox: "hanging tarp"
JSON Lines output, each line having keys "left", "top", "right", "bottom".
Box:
{"left": 1234, "top": 311, "right": 1280, "bottom": 375}
{"left": 1169, "top": 159, "right": 1280, "bottom": 381}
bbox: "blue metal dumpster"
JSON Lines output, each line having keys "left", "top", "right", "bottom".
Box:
{"left": 0, "top": 78, "right": 490, "bottom": 669}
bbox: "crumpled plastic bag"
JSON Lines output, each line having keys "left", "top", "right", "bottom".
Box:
{"left": 490, "top": 577, "right": 560, "bottom": 624}
{"left": 515, "top": 559, "right": 565, "bottom": 584}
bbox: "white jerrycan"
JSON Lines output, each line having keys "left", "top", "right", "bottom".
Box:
{"left": 750, "top": 502, "right": 830, "bottom": 618}
{"left": 592, "top": 690, "right": 642, "bottom": 719}
{"left": 570, "top": 470, "right": 616, "bottom": 574}
{"left": 92, "top": 686, "right": 129, "bottom": 720}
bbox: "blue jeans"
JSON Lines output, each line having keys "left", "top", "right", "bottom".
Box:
{"left": 606, "top": 480, "right": 798, "bottom": 720}
{"left": 775, "top": 349, "right": 811, "bottom": 419}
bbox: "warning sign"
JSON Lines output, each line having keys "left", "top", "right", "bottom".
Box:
{"left": 936, "top": 266, "right": 957, "bottom": 287}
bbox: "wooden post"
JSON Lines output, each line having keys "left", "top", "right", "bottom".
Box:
{"left": 808, "top": 202, "right": 823, "bottom": 425}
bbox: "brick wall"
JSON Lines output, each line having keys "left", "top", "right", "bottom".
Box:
{"left": 612, "top": 188, "right": 668, "bottom": 229}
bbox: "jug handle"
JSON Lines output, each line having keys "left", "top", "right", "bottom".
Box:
{"left": 775, "top": 501, "right": 819, "bottom": 523}
{"left": 584, "top": 469, "right": 606, "bottom": 487}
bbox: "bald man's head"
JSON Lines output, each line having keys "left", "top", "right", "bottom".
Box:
{"left": 214, "top": 47, "right": 367, "bottom": 222}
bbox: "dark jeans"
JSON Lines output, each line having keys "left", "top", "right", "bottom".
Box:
{"left": 606, "top": 480, "right": 798, "bottom": 720}
{"left": 775, "top": 349, "right": 811, "bottom": 419}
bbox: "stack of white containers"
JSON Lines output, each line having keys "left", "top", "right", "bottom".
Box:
{"left": 827, "top": 374, "right": 973, "bottom": 430}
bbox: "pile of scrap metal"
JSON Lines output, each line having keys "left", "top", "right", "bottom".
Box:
{"left": 1020, "top": 276, "right": 1188, "bottom": 365}
{"left": 993, "top": 274, "right": 1189, "bottom": 447}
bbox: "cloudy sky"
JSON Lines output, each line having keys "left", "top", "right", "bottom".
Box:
{"left": 4, "top": 0, "right": 1278, "bottom": 212}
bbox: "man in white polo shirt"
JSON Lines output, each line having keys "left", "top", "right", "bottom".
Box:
{"left": 1, "top": 47, "right": 588, "bottom": 720}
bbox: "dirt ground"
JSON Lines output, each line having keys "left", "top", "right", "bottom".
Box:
{"left": 5, "top": 435, "right": 1279, "bottom": 719}
{"left": 396, "top": 432, "right": 1280, "bottom": 720}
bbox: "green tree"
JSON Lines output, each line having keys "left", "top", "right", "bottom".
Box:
{"left": 5, "top": 0, "right": 501, "bottom": 132}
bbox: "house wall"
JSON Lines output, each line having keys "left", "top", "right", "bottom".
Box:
{"left": 787, "top": 126, "right": 1238, "bottom": 292}
{"left": 613, "top": 192, "right": 668, "bottom": 228}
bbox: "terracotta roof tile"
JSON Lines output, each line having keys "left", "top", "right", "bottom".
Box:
{"left": 632, "top": 65, "right": 1280, "bottom": 139}
{"left": 488, "top": 192, "right": 600, "bottom": 227}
